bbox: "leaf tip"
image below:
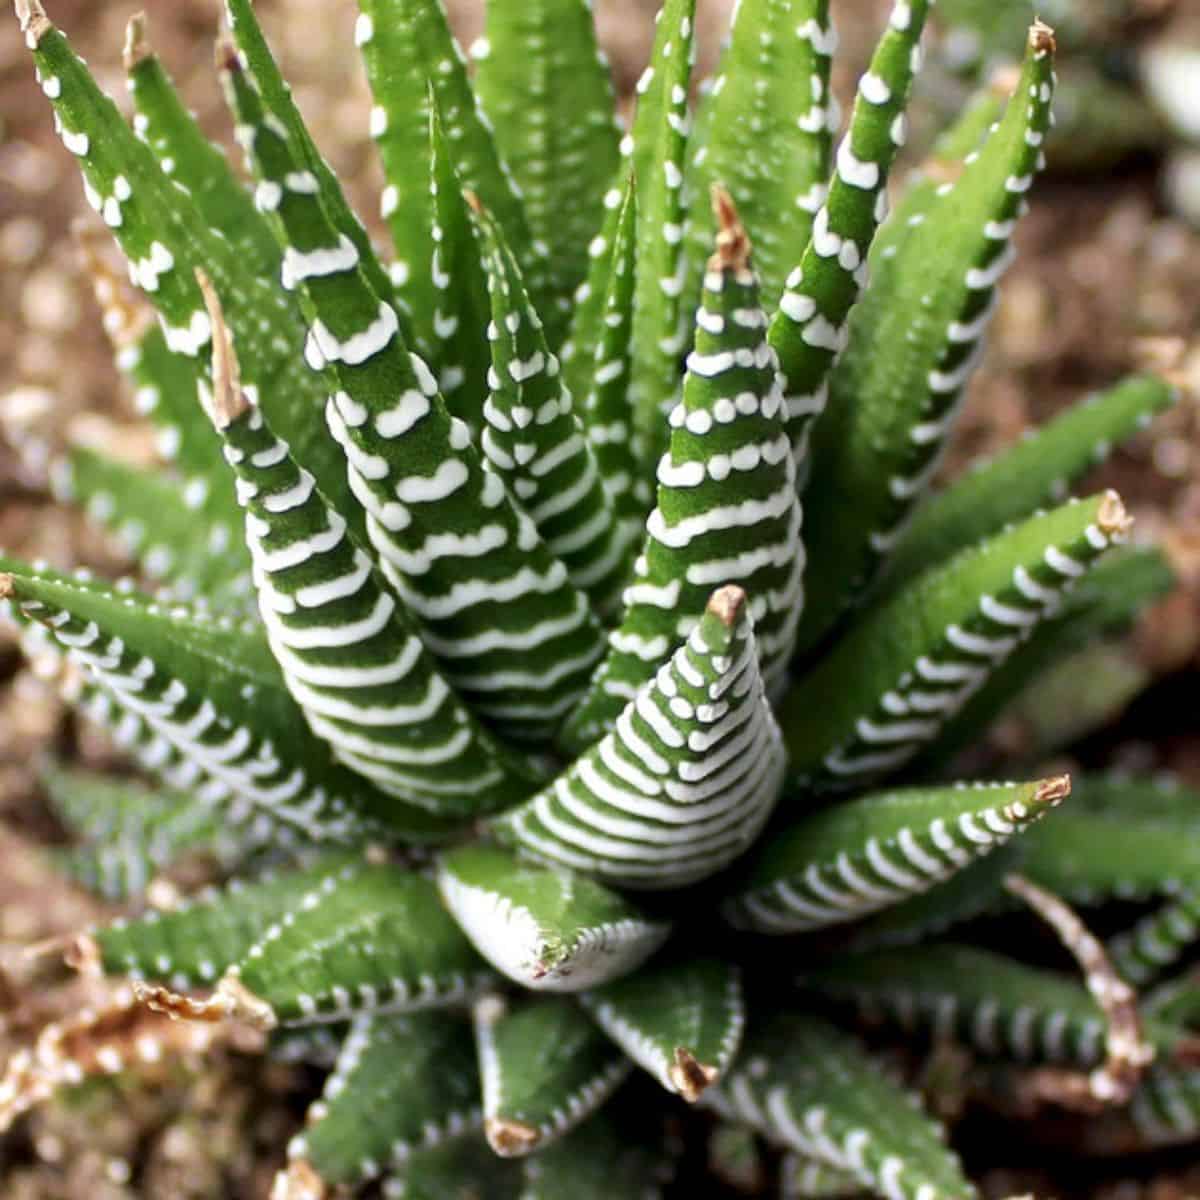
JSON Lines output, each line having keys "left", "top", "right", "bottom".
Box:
{"left": 668, "top": 1046, "right": 718, "bottom": 1102}
{"left": 1132, "top": 335, "right": 1190, "bottom": 397}
{"left": 0, "top": 574, "right": 12, "bottom": 602}
{"left": 213, "top": 30, "right": 240, "bottom": 75}
{"left": 1029, "top": 18, "right": 1056, "bottom": 56}
{"left": 1098, "top": 490, "right": 1133, "bottom": 540}
{"left": 195, "top": 268, "right": 250, "bottom": 430}
{"left": 485, "top": 1115, "right": 541, "bottom": 1157}
{"left": 14, "top": 0, "right": 51, "bottom": 48}
{"left": 271, "top": 1159, "right": 327, "bottom": 1200}
{"left": 707, "top": 584, "right": 747, "bottom": 629}
{"left": 709, "top": 184, "right": 751, "bottom": 274}
{"left": 216, "top": 974, "right": 278, "bottom": 1030}
{"left": 123, "top": 12, "right": 150, "bottom": 72}
{"left": 1033, "top": 774, "right": 1071, "bottom": 807}
{"left": 63, "top": 932, "right": 103, "bottom": 977}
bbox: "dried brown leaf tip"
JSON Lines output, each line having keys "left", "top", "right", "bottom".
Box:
{"left": 485, "top": 1115, "right": 540, "bottom": 1157}
{"left": 14, "top": 0, "right": 52, "bottom": 49}
{"left": 668, "top": 1046, "right": 718, "bottom": 1102}
{"left": 707, "top": 584, "right": 746, "bottom": 629}
{"left": 1097, "top": 490, "right": 1133, "bottom": 540}
{"left": 709, "top": 185, "right": 751, "bottom": 274}
{"left": 1029, "top": 19, "right": 1056, "bottom": 55}
{"left": 123, "top": 11, "right": 151, "bottom": 72}
{"left": 196, "top": 268, "right": 250, "bottom": 430}
{"left": 1006, "top": 874, "right": 1154, "bottom": 1108}
{"left": 271, "top": 1159, "right": 328, "bottom": 1200}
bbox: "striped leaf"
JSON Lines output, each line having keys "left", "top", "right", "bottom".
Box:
{"left": 222, "top": 861, "right": 493, "bottom": 1026}
{"left": 768, "top": 0, "right": 931, "bottom": 484}
{"left": 627, "top": 0, "right": 697, "bottom": 466}
{"left": 779, "top": 492, "right": 1130, "bottom": 792}
{"left": 882, "top": 373, "right": 1176, "bottom": 593}
{"left": 686, "top": 0, "right": 835, "bottom": 313}
{"left": 796, "top": 21, "right": 1056, "bottom": 655}
{"left": 580, "top": 957, "right": 744, "bottom": 1100}
{"left": 519, "top": 1110, "right": 668, "bottom": 1199}
{"left": 436, "top": 844, "right": 670, "bottom": 992}
{"left": 707, "top": 1012, "right": 974, "bottom": 1199}
{"left": 474, "top": 994, "right": 631, "bottom": 1157}
{"left": 564, "top": 194, "right": 802, "bottom": 748}
{"left": 202, "top": 292, "right": 537, "bottom": 818}
{"left": 491, "top": 586, "right": 786, "bottom": 890}
{"left": 222, "top": 50, "right": 606, "bottom": 746}
{"left": 1111, "top": 890, "right": 1200, "bottom": 988}
{"left": 285, "top": 1011, "right": 480, "bottom": 1188}
{"left": 472, "top": 0, "right": 622, "bottom": 330}
{"left": 470, "top": 197, "right": 631, "bottom": 618}
{"left": 802, "top": 943, "right": 1195, "bottom": 1068}
{"left": 722, "top": 777, "right": 1067, "bottom": 934}
{"left": 1130, "top": 1066, "right": 1200, "bottom": 1149}
{"left": 1, "top": 565, "right": 448, "bottom": 842}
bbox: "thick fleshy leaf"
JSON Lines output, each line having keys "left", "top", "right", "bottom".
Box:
{"left": 803, "top": 943, "right": 1195, "bottom": 1067}
{"left": 470, "top": 198, "right": 631, "bottom": 618}
{"left": 794, "top": 22, "right": 1056, "bottom": 652}
{"left": 474, "top": 994, "right": 631, "bottom": 1157}
{"left": 221, "top": 51, "right": 606, "bottom": 746}
{"left": 1110, "top": 890, "right": 1200, "bottom": 988}
{"left": 382, "top": 1140, "right": 522, "bottom": 1199}
{"left": 472, "top": 0, "right": 621, "bottom": 327}
{"left": 1, "top": 565, "right": 442, "bottom": 842}
{"left": 686, "top": 0, "right": 834, "bottom": 313}
{"left": 284, "top": 1012, "right": 480, "bottom": 1188}
{"left": 202, "top": 298, "right": 537, "bottom": 818}
{"left": 707, "top": 1012, "right": 975, "bottom": 1199}
{"left": 779, "top": 492, "right": 1130, "bottom": 792}
{"left": 722, "top": 777, "right": 1067, "bottom": 934}
{"left": 491, "top": 586, "right": 785, "bottom": 891}
{"left": 222, "top": 861, "right": 493, "bottom": 1026}
{"left": 564, "top": 195, "right": 802, "bottom": 747}
{"left": 580, "top": 958, "right": 743, "bottom": 1100}
{"left": 518, "top": 1110, "right": 668, "bottom": 1198}
{"left": 436, "top": 845, "right": 670, "bottom": 992}
{"left": 882, "top": 373, "right": 1176, "bottom": 592}
{"left": 768, "top": 0, "right": 932, "bottom": 482}
{"left": 626, "top": 0, "right": 697, "bottom": 465}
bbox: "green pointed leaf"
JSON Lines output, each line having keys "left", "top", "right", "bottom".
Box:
{"left": 709, "top": 1012, "right": 975, "bottom": 1199}
{"left": 768, "top": 0, "right": 932, "bottom": 484}
{"left": 472, "top": 0, "right": 621, "bottom": 326}
{"left": 383, "top": 1140, "right": 523, "bottom": 1199}
{"left": 206, "top": 345, "right": 537, "bottom": 818}
{"left": 580, "top": 958, "right": 743, "bottom": 1100}
{"left": 519, "top": 1110, "right": 668, "bottom": 1198}
{"left": 564, "top": 198, "right": 802, "bottom": 746}
{"left": 723, "top": 776, "right": 1067, "bottom": 934}
{"left": 795, "top": 23, "right": 1057, "bottom": 655}
{"left": 882, "top": 374, "right": 1175, "bottom": 593}
{"left": 436, "top": 845, "right": 670, "bottom": 992}
{"left": 93, "top": 853, "right": 358, "bottom": 989}
{"left": 474, "top": 994, "right": 631, "bottom": 1157}
{"left": 225, "top": 861, "right": 493, "bottom": 1026}
{"left": 803, "top": 943, "right": 1195, "bottom": 1068}
{"left": 780, "top": 492, "right": 1130, "bottom": 792}
{"left": 492, "top": 586, "right": 786, "bottom": 890}
{"left": 1111, "top": 890, "right": 1200, "bottom": 988}
{"left": 627, "top": 0, "right": 697, "bottom": 465}
{"left": 287, "top": 1011, "right": 480, "bottom": 1187}
{"left": 222, "top": 52, "right": 607, "bottom": 746}
{"left": 42, "top": 761, "right": 241, "bottom": 901}
{"left": 470, "top": 197, "right": 632, "bottom": 618}
{"left": 686, "top": 0, "right": 834, "bottom": 313}
{"left": 2, "top": 563, "right": 458, "bottom": 843}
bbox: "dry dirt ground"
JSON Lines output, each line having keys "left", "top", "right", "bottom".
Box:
{"left": 1, "top": 1, "right": 1199, "bottom": 1196}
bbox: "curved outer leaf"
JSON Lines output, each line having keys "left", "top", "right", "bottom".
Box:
{"left": 779, "top": 492, "right": 1130, "bottom": 792}
{"left": 686, "top": 0, "right": 834, "bottom": 314}
{"left": 471, "top": 199, "right": 631, "bottom": 618}
{"left": 124, "top": 14, "right": 280, "bottom": 280}
{"left": 706, "top": 1012, "right": 975, "bottom": 1199}
{"left": 42, "top": 762, "right": 241, "bottom": 901}
{"left": 354, "top": 0, "right": 542, "bottom": 338}
{"left": 287, "top": 1011, "right": 480, "bottom": 1187}
{"left": 767, "top": 0, "right": 931, "bottom": 480}
{"left": 795, "top": 23, "right": 1057, "bottom": 655}
{"left": 564, "top": 196, "right": 802, "bottom": 747}
{"left": 1110, "top": 890, "right": 1200, "bottom": 988}
{"left": 207, "top": 347, "right": 536, "bottom": 818}
{"left": 1131, "top": 1067, "right": 1200, "bottom": 1148}
{"left": 802, "top": 943, "right": 1193, "bottom": 1067}
{"left": 437, "top": 845, "right": 670, "bottom": 992}
{"left": 22, "top": 13, "right": 359, "bottom": 538}
{"left": 472, "top": 0, "right": 622, "bottom": 329}
{"left": 627, "top": 0, "right": 698, "bottom": 465}
{"left": 1, "top": 567, "right": 442, "bottom": 842}
{"left": 722, "top": 776, "right": 1067, "bottom": 934}
{"left": 94, "top": 854, "right": 358, "bottom": 989}
{"left": 491, "top": 586, "right": 786, "bottom": 891}
{"left": 580, "top": 958, "right": 744, "bottom": 1101}
{"left": 882, "top": 374, "right": 1176, "bottom": 593}
{"left": 222, "top": 56, "right": 606, "bottom": 747}
{"left": 222, "top": 862, "right": 493, "bottom": 1026}
{"left": 565, "top": 173, "right": 652, "bottom": 557}
{"left": 474, "top": 994, "right": 632, "bottom": 1157}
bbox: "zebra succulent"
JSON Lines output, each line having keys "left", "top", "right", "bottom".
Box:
{"left": 4, "top": 0, "right": 1197, "bottom": 1195}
